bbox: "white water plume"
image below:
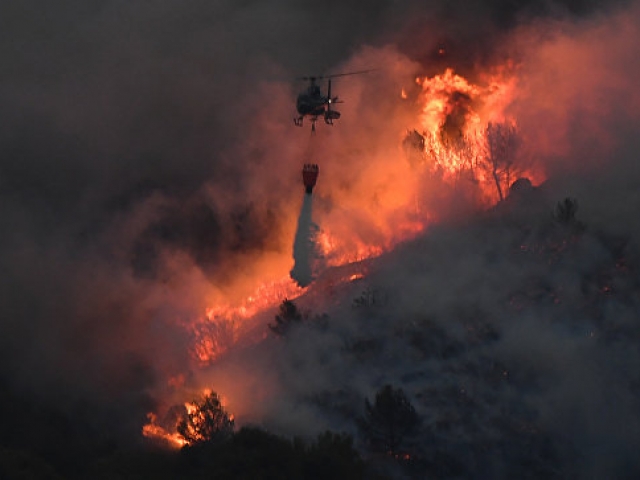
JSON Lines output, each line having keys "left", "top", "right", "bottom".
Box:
{"left": 290, "top": 193, "right": 322, "bottom": 287}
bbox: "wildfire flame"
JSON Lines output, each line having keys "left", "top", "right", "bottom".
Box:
{"left": 143, "top": 60, "right": 546, "bottom": 444}
{"left": 184, "top": 276, "right": 306, "bottom": 365}
{"left": 186, "top": 63, "right": 540, "bottom": 368}
{"left": 142, "top": 412, "right": 188, "bottom": 448}
{"left": 409, "top": 66, "right": 543, "bottom": 203}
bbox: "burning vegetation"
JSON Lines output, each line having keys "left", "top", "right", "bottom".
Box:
{"left": 221, "top": 64, "right": 526, "bottom": 349}
{"left": 403, "top": 67, "right": 541, "bottom": 203}
{"left": 142, "top": 59, "right": 550, "bottom": 450}
{"left": 4, "top": 0, "right": 640, "bottom": 477}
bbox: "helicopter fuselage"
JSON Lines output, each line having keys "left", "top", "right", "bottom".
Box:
{"left": 295, "top": 88, "right": 328, "bottom": 117}
{"left": 294, "top": 70, "right": 372, "bottom": 130}
{"left": 294, "top": 77, "right": 345, "bottom": 130}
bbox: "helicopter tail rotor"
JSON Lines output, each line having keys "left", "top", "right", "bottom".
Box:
{"left": 326, "top": 79, "right": 340, "bottom": 105}
{"left": 324, "top": 79, "right": 341, "bottom": 125}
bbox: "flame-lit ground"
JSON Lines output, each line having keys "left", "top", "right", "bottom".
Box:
{"left": 143, "top": 61, "right": 548, "bottom": 446}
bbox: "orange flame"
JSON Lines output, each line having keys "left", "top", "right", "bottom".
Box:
{"left": 183, "top": 276, "right": 306, "bottom": 365}
{"left": 143, "top": 60, "right": 546, "bottom": 440}
{"left": 142, "top": 412, "right": 188, "bottom": 449}
{"left": 411, "top": 67, "right": 543, "bottom": 202}
{"left": 186, "top": 63, "right": 541, "bottom": 366}
{"left": 142, "top": 388, "right": 229, "bottom": 448}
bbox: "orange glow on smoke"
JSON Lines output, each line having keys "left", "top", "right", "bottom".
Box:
{"left": 143, "top": 59, "right": 547, "bottom": 441}
{"left": 189, "top": 63, "right": 541, "bottom": 366}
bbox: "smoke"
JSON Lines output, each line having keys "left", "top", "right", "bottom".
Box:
{"left": 199, "top": 1, "right": 640, "bottom": 477}
{"left": 1, "top": 0, "right": 639, "bottom": 474}
{"left": 505, "top": 3, "right": 640, "bottom": 176}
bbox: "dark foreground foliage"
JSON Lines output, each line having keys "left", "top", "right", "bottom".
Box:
{"left": 359, "top": 385, "right": 421, "bottom": 456}
{"left": 79, "top": 427, "right": 365, "bottom": 480}
{"left": 178, "top": 428, "right": 365, "bottom": 480}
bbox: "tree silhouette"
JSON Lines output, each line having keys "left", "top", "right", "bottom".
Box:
{"left": 177, "top": 391, "right": 234, "bottom": 445}
{"left": 269, "top": 299, "right": 303, "bottom": 336}
{"left": 485, "top": 122, "right": 519, "bottom": 201}
{"left": 359, "top": 385, "right": 421, "bottom": 455}
{"left": 303, "top": 431, "right": 365, "bottom": 479}
{"left": 176, "top": 427, "right": 365, "bottom": 479}
{"left": 554, "top": 197, "right": 579, "bottom": 225}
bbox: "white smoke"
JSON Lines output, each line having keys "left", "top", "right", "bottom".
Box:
{"left": 290, "top": 192, "right": 322, "bottom": 287}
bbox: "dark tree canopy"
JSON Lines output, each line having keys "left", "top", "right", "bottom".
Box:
{"left": 554, "top": 197, "right": 579, "bottom": 225}
{"left": 302, "top": 431, "right": 365, "bottom": 480}
{"left": 173, "top": 427, "right": 366, "bottom": 480}
{"left": 359, "top": 385, "right": 421, "bottom": 455}
{"left": 177, "top": 391, "right": 235, "bottom": 446}
{"left": 269, "top": 299, "right": 303, "bottom": 336}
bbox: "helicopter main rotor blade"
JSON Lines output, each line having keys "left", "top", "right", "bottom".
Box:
{"left": 323, "top": 69, "right": 377, "bottom": 79}
{"left": 297, "top": 69, "right": 376, "bottom": 82}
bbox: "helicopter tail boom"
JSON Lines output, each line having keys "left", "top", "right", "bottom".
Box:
{"left": 324, "top": 109, "right": 340, "bottom": 125}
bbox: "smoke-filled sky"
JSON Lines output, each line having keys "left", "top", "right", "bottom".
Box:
{"left": 2, "top": 0, "right": 640, "bottom": 474}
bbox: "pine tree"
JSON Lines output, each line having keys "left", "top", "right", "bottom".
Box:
{"left": 269, "top": 299, "right": 303, "bottom": 336}
{"left": 359, "top": 385, "right": 421, "bottom": 455}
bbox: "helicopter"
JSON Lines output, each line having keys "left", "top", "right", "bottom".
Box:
{"left": 293, "top": 70, "right": 373, "bottom": 132}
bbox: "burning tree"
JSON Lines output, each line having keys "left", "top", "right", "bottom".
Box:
{"left": 358, "top": 385, "right": 421, "bottom": 456}
{"left": 177, "top": 391, "right": 235, "bottom": 445}
{"left": 408, "top": 121, "right": 522, "bottom": 204}
{"left": 484, "top": 122, "right": 520, "bottom": 201}
{"left": 405, "top": 68, "right": 536, "bottom": 205}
